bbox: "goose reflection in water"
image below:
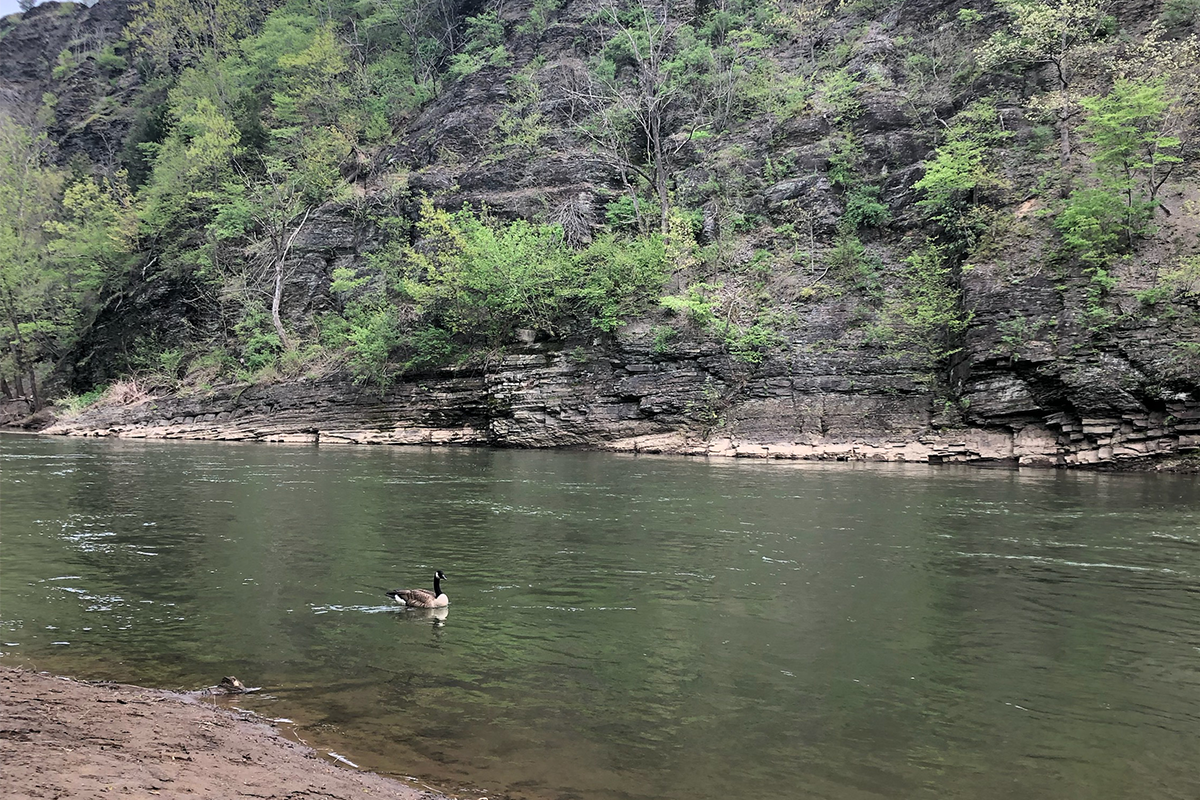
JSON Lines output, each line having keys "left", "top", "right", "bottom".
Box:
{"left": 392, "top": 605, "right": 449, "bottom": 629}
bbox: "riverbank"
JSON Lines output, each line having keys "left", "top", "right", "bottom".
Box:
{"left": 21, "top": 380, "right": 1200, "bottom": 472}
{"left": 0, "top": 667, "right": 447, "bottom": 800}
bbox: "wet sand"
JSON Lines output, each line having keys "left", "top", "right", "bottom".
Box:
{"left": 0, "top": 667, "right": 450, "bottom": 799}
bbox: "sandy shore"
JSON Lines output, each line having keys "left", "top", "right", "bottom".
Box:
{"left": 0, "top": 667, "right": 449, "bottom": 799}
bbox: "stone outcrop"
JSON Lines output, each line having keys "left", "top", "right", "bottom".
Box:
{"left": 45, "top": 334, "right": 1200, "bottom": 468}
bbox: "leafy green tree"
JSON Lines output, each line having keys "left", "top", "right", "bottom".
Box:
{"left": 128, "top": 0, "right": 271, "bottom": 68}
{"left": 914, "top": 99, "right": 1011, "bottom": 241}
{"left": 0, "top": 116, "right": 61, "bottom": 405}
{"left": 447, "top": 10, "right": 510, "bottom": 80}
{"left": 1054, "top": 188, "right": 1127, "bottom": 264}
{"left": 1078, "top": 78, "right": 1182, "bottom": 216}
{"left": 979, "top": 0, "right": 1113, "bottom": 165}
{"left": 397, "top": 199, "right": 574, "bottom": 344}
{"left": 138, "top": 57, "right": 243, "bottom": 232}
{"left": 884, "top": 240, "right": 971, "bottom": 365}
{"left": 582, "top": 0, "right": 696, "bottom": 235}
{"left": 1056, "top": 78, "right": 1183, "bottom": 263}
{"left": 0, "top": 116, "right": 136, "bottom": 406}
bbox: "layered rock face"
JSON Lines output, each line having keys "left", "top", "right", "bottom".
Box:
{"left": 47, "top": 332, "right": 1200, "bottom": 467}
{"left": 9, "top": 0, "right": 1200, "bottom": 469}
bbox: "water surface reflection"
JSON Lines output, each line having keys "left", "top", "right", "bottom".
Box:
{"left": 2, "top": 435, "right": 1198, "bottom": 800}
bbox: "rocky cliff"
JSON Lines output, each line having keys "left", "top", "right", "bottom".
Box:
{"left": 4, "top": 0, "right": 1199, "bottom": 469}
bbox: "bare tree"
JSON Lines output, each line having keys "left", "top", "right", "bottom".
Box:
{"left": 567, "top": 0, "right": 698, "bottom": 235}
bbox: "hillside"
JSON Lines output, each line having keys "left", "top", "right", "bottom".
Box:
{"left": 1, "top": 0, "right": 1199, "bottom": 466}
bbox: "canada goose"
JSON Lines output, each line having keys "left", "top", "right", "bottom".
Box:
{"left": 387, "top": 570, "right": 449, "bottom": 608}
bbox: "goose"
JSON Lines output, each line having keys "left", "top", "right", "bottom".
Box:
{"left": 386, "top": 570, "right": 449, "bottom": 608}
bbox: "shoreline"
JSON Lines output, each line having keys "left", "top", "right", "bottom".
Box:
{"left": 7, "top": 422, "right": 1199, "bottom": 473}
{"left": 4, "top": 367, "right": 1199, "bottom": 471}
{"left": 5, "top": 353, "right": 1199, "bottom": 471}
{"left": 0, "top": 667, "right": 452, "bottom": 800}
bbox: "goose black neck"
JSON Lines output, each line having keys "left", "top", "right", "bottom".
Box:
{"left": 433, "top": 576, "right": 441, "bottom": 597}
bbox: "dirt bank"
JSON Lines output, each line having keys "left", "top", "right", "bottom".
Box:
{"left": 0, "top": 667, "right": 448, "bottom": 800}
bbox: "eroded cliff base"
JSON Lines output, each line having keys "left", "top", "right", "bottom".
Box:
{"left": 36, "top": 344, "right": 1200, "bottom": 471}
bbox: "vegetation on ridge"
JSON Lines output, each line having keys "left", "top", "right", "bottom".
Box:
{"left": 0, "top": 0, "right": 1198, "bottom": 417}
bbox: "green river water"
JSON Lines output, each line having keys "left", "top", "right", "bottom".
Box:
{"left": 1, "top": 434, "right": 1198, "bottom": 799}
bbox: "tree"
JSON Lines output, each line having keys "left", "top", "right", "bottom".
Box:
{"left": 128, "top": 0, "right": 271, "bottom": 68}
{"left": 0, "top": 115, "right": 62, "bottom": 407}
{"left": 979, "top": 0, "right": 1113, "bottom": 166}
{"left": 1056, "top": 78, "right": 1183, "bottom": 262}
{"left": 571, "top": 0, "right": 697, "bottom": 235}
{"left": 0, "top": 115, "right": 135, "bottom": 407}
{"left": 1080, "top": 78, "right": 1181, "bottom": 214}
{"left": 914, "top": 99, "right": 1011, "bottom": 241}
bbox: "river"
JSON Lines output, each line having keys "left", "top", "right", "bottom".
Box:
{"left": 2, "top": 434, "right": 1198, "bottom": 799}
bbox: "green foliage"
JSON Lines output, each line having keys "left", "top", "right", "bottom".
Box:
{"left": 957, "top": 8, "right": 983, "bottom": 27}
{"left": 818, "top": 69, "right": 861, "bottom": 118}
{"left": 1054, "top": 79, "right": 1181, "bottom": 265}
{"left": 448, "top": 11, "right": 510, "bottom": 80}
{"left": 826, "top": 131, "right": 863, "bottom": 189}
{"left": 605, "top": 194, "right": 644, "bottom": 232}
{"left": 660, "top": 281, "right": 782, "bottom": 364}
{"left": 184, "top": 348, "right": 235, "bottom": 383}
{"left": 914, "top": 99, "right": 1010, "bottom": 234}
{"left": 396, "top": 199, "right": 574, "bottom": 342}
{"left": 994, "top": 315, "right": 1042, "bottom": 359}
{"left": 979, "top": 0, "right": 1113, "bottom": 79}
{"left": 345, "top": 303, "right": 404, "bottom": 385}
{"left": 1136, "top": 256, "right": 1200, "bottom": 307}
{"left": 650, "top": 324, "right": 678, "bottom": 354}
{"left": 1054, "top": 188, "right": 1129, "bottom": 264}
{"left": 400, "top": 326, "right": 461, "bottom": 373}
{"left": 325, "top": 200, "right": 668, "bottom": 382}
{"left": 0, "top": 115, "right": 139, "bottom": 404}
{"left": 96, "top": 43, "right": 128, "bottom": 76}
{"left": 828, "top": 233, "right": 882, "bottom": 297}
{"left": 1079, "top": 78, "right": 1181, "bottom": 205}
{"left": 1164, "top": 256, "right": 1200, "bottom": 302}
{"left": 234, "top": 303, "right": 281, "bottom": 372}
{"left": 661, "top": 282, "right": 722, "bottom": 328}
{"left": 493, "top": 70, "right": 552, "bottom": 159}
{"left": 884, "top": 240, "right": 970, "bottom": 362}
{"left": 44, "top": 175, "right": 138, "bottom": 295}
{"left": 726, "top": 316, "right": 782, "bottom": 364}
{"left": 765, "top": 70, "right": 813, "bottom": 120}
{"left": 516, "top": 0, "right": 563, "bottom": 36}
{"left": 51, "top": 48, "right": 77, "bottom": 79}
{"left": 686, "top": 377, "right": 727, "bottom": 433}
{"left": 1161, "top": 0, "right": 1200, "bottom": 27}
{"left": 573, "top": 233, "right": 669, "bottom": 331}
{"left": 157, "top": 347, "right": 187, "bottom": 378}
{"left": 843, "top": 184, "right": 891, "bottom": 230}
{"left": 55, "top": 385, "right": 109, "bottom": 416}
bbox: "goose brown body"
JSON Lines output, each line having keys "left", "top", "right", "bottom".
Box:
{"left": 387, "top": 570, "right": 449, "bottom": 608}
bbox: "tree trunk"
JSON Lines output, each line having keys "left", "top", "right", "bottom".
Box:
{"left": 270, "top": 208, "right": 313, "bottom": 353}
{"left": 271, "top": 257, "right": 291, "bottom": 351}
{"left": 5, "top": 314, "right": 38, "bottom": 409}
{"left": 1057, "top": 42, "right": 1071, "bottom": 168}
{"left": 1058, "top": 107, "right": 1071, "bottom": 167}
{"left": 650, "top": 107, "right": 669, "bottom": 234}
